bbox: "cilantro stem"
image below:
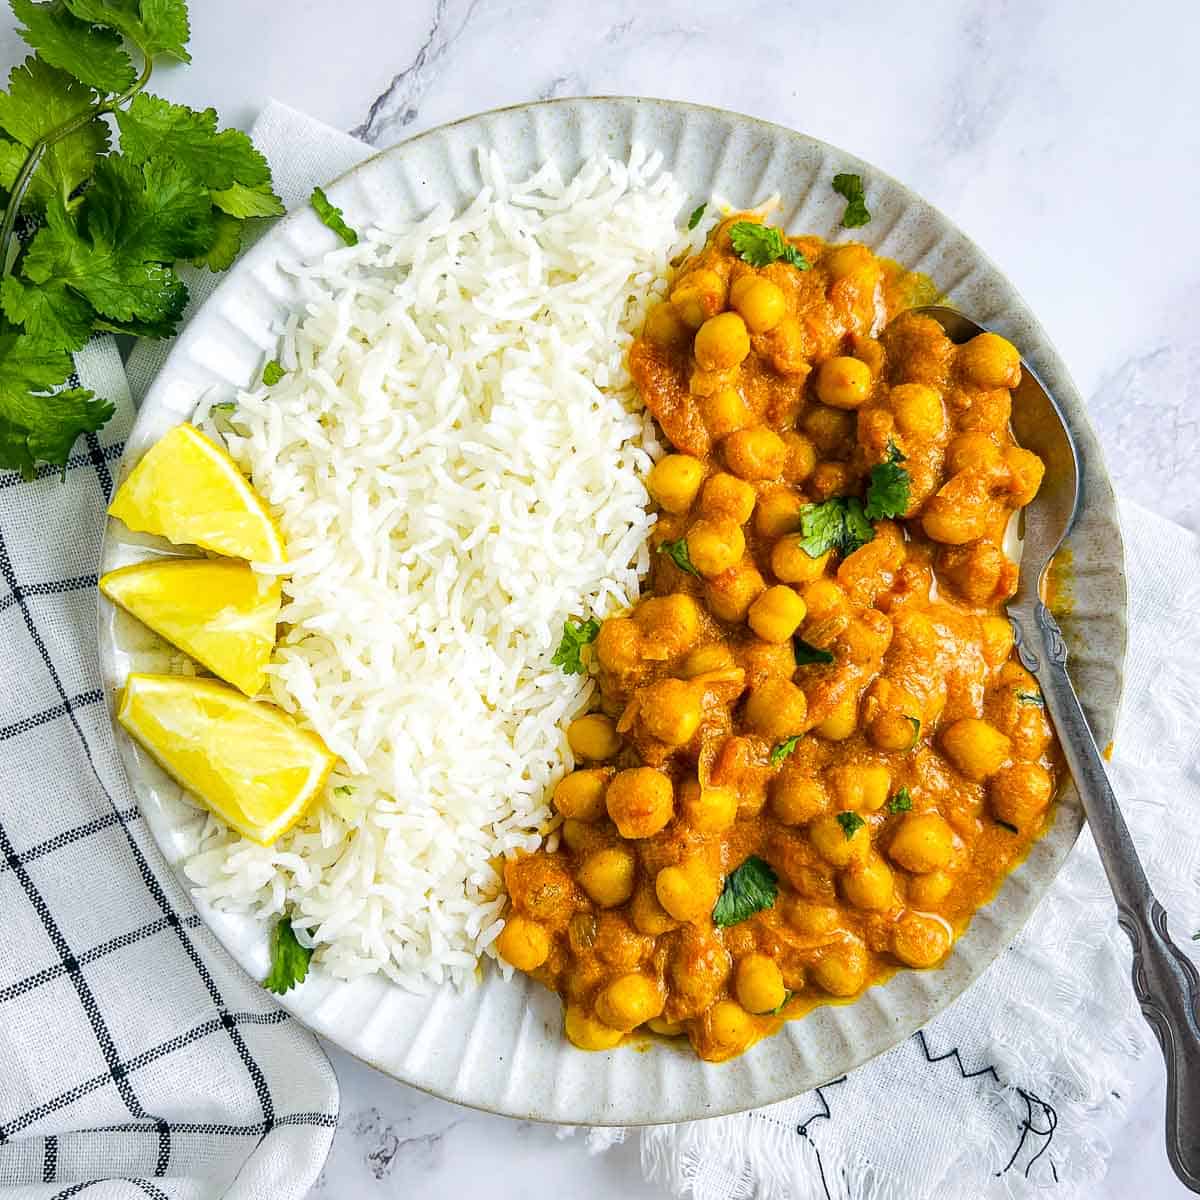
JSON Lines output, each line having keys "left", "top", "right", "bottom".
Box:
{"left": 0, "top": 54, "right": 154, "bottom": 281}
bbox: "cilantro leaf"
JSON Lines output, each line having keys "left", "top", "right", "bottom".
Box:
{"left": 902, "top": 716, "right": 921, "bottom": 749}
{"left": 797, "top": 497, "right": 875, "bottom": 558}
{"left": 1017, "top": 691, "right": 1044, "bottom": 707}
{"left": 657, "top": 536, "right": 699, "bottom": 576}
{"left": 191, "top": 209, "right": 241, "bottom": 271}
{"left": 832, "top": 173, "right": 871, "bottom": 228}
{"left": 262, "top": 916, "right": 312, "bottom": 995}
{"left": 886, "top": 786, "right": 912, "bottom": 814}
{"left": 11, "top": 0, "right": 135, "bottom": 93}
{"left": 995, "top": 818, "right": 1020, "bottom": 834}
{"left": 212, "top": 179, "right": 284, "bottom": 219}
{"left": 793, "top": 637, "right": 834, "bottom": 666}
{"left": 843, "top": 498, "right": 874, "bottom": 553}
{"left": 770, "top": 734, "right": 802, "bottom": 766}
{"left": 687, "top": 202, "right": 706, "bottom": 230}
{"left": 64, "top": 0, "right": 191, "bottom": 61}
{"left": 836, "top": 811, "right": 865, "bottom": 839}
{"left": 712, "top": 856, "right": 778, "bottom": 927}
{"left": 0, "top": 56, "right": 109, "bottom": 209}
{"left": 551, "top": 617, "right": 600, "bottom": 675}
{"left": 864, "top": 457, "right": 910, "bottom": 520}
{"left": 262, "top": 359, "right": 285, "bottom": 386}
{"left": 729, "top": 220, "right": 809, "bottom": 270}
{"left": 0, "top": 274, "right": 93, "bottom": 352}
{"left": 311, "top": 186, "right": 358, "bottom": 246}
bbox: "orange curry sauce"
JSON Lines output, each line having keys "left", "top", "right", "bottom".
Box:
{"left": 497, "top": 215, "right": 1059, "bottom": 1062}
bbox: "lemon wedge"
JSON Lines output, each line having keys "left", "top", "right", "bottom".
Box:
{"left": 109, "top": 423, "right": 285, "bottom": 563}
{"left": 100, "top": 559, "right": 281, "bottom": 696}
{"left": 118, "top": 673, "right": 336, "bottom": 846}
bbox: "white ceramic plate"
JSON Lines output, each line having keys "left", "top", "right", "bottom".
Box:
{"left": 97, "top": 97, "right": 1127, "bottom": 1126}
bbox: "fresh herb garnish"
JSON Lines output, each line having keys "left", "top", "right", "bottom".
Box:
{"left": 770, "top": 991, "right": 794, "bottom": 1016}
{"left": 836, "top": 811, "right": 865, "bottom": 839}
{"left": 209, "top": 401, "right": 235, "bottom": 415}
{"left": 770, "top": 735, "right": 802, "bottom": 766}
{"left": 729, "top": 221, "right": 809, "bottom": 270}
{"left": 262, "top": 916, "right": 312, "bottom": 995}
{"left": 903, "top": 716, "right": 921, "bottom": 750}
{"left": 311, "top": 185, "right": 358, "bottom": 246}
{"left": 712, "top": 855, "right": 779, "bottom": 927}
{"left": 995, "top": 819, "right": 1020, "bottom": 834}
{"left": 864, "top": 441, "right": 911, "bottom": 520}
{"left": 333, "top": 784, "right": 355, "bottom": 797}
{"left": 831, "top": 173, "right": 871, "bottom": 228}
{"left": 793, "top": 637, "right": 835, "bottom": 666}
{"left": 887, "top": 786, "right": 913, "bottom": 814}
{"left": 1017, "top": 691, "right": 1045, "bottom": 707}
{"left": 551, "top": 617, "right": 600, "bottom": 675}
{"left": 797, "top": 497, "right": 875, "bottom": 558}
{"left": 262, "top": 358, "right": 284, "bottom": 386}
{"left": 687, "top": 202, "right": 706, "bottom": 230}
{"left": 0, "top": 1, "right": 283, "bottom": 478}
{"left": 657, "top": 536, "right": 700, "bottom": 577}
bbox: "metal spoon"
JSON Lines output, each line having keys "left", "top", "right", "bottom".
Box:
{"left": 912, "top": 304, "right": 1200, "bottom": 1192}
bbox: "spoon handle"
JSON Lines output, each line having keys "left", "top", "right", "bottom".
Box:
{"left": 1012, "top": 602, "right": 1200, "bottom": 1193}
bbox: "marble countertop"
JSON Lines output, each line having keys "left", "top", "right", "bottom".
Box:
{"left": 2, "top": 1, "right": 1195, "bottom": 1196}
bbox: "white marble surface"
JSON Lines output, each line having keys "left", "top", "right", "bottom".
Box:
{"left": 2, "top": 1, "right": 1196, "bottom": 1195}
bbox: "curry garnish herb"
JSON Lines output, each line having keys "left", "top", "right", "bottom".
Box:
{"left": 262, "top": 359, "right": 285, "bottom": 386}
{"left": 793, "top": 637, "right": 835, "bottom": 666}
{"left": 864, "top": 442, "right": 911, "bottom": 521}
{"left": 657, "top": 536, "right": 700, "bottom": 577}
{"left": 333, "top": 784, "right": 355, "bottom": 797}
{"left": 729, "top": 221, "right": 810, "bottom": 270}
{"left": 687, "top": 203, "right": 706, "bottom": 230}
{"left": 770, "top": 734, "right": 802, "bottom": 766}
{"left": 797, "top": 497, "right": 875, "bottom": 558}
{"left": 1017, "top": 691, "right": 1045, "bottom": 707}
{"left": 887, "top": 786, "right": 913, "bottom": 814}
{"left": 904, "top": 716, "right": 922, "bottom": 749}
{"left": 836, "top": 811, "right": 865, "bottom": 839}
{"left": 712, "top": 855, "right": 779, "bottom": 927}
{"left": 831, "top": 172, "right": 871, "bottom": 228}
{"left": 311, "top": 186, "right": 359, "bottom": 246}
{"left": 209, "top": 401, "right": 236, "bottom": 415}
{"left": 263, "top": 916, "right": 312, "bottom": 995}
{"left": 551, "top": 618, "right": 601, "bottom": 675}
{"left": 770, "top": 991, "right": 794, "bottom": 1016}
{"left": 995, "top": 819, "right": 1020, "bottom": 834}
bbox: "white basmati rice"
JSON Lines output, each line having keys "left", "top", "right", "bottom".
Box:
{"left": 184, "top": 148, "right": 693, "bottom": 991}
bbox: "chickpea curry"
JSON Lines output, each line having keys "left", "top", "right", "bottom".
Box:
{"left": 496, "top": 212, "right": 1060, "bottom": 1062}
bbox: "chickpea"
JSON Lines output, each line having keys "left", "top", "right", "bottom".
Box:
{"left": 639, "top": 678, "right": 703, "bottom": 747}
{"left": 732, "top": 276, "right": 787, "bottom": 333}
{"left": 816, "top": 694, "right": 860, "bottom": 741}
{"left": 781, "top": 431, "right": 818, "bottom": 482}
{"left": 946, "top": 432, "right": 1002, "bottom": 475}
{"left": 754, "top": 486, "right": 804, "bottom": 539}
{"left": 828, "top": 763, "right": 891, "bottom": 812}
{"left": 679, "top": 642, "right": 736, "bottom": 679}
{"left": 706, "top": 999, "right": 756, "bottom": 1051}
{"left": 606, "top": 767, "right": 674, "bottom": 838}
{"left": 808, "top": 461, "right": 851, "bottom": 500}
{"left": 980, "top": 615, "right": 1014, "bottom": 666}
{"left": 890, "top": 382, "right": 945, "bottom": 439}
{"left": 670, "top": 267, "right": 725, "bottom": 329}
{"left": 802, "top": 404, "right": 856, "bottom": 453}
{"left": 892, "top": 912, "right": 952, "bottom": 968}
{"left": 595, "top": 973, "right": 664, "bottom": 1030}
{"left": 990, "top": 762, "right": 1054, "bottom": 829}
{"left": 811, "top": 938, "right": 869, "bottom": 996}
{"left": 642, "top": 301, "right": 690, "bottom": 348}
{"left": 839, "top": 612, "right": 894, "bottom": 665}
{"left": 577, "top": 847, "right": 637, "bottom": 907}
{"left": 867, "top": 710, "right": 921, "bottom": 752}
{"left": 888, "top": 812, "right": 955, "bottom": 874}
{"left": 679, "top": 778, "right": 739, "bottom": 832}
{"left": 1004, "top": 446, "right": 1046, "bottom": 507}
{"left": 629, "top": 882, "right": 679, "bottom": 936}
{"left": 634, "top": 593, "right": 702, "bottom": 658}
{"left": 553, "top": 768, "right": 611, "bottom": 821}
{"left": 595, "top": 616, "right": 640, "bottom": 674}
{"left": 705, "top": 562, "right": 766, "bottom": 623}
{"left": 496, "top": 915, "right": 551, "bottom": 971}
{"left": 771, "top": 539, "right": 830, "bottom": 584}
{"left": 958, "top": 331, "right": 1021, "bottom": 389}
{"left": 822, "top": 242, "right": 874, "bottom": 281}
{"left": 765, "top": 315, "right": 807, "bottom": 375}
{"left": 689, "top": 367, "right": 729, "bottom": 397}
{"left": 744, "top": 677, "right": 808, "bottom": 741}
{"left": 561, "top": 818, "right": 600, "bottom": 855}
{"left": 723, "top": 428, "right": 787, "bottom": 480}
{"left": 647, "top": 1016, "right": 685, "bottom": 1036}
{"left": 785, "top": 898, "right": 842, "bottom": 935}
{"left": 735, "top": 954, "right": 788, "bottom": 1013}
{"left": 771, "top": 772, "right": 829, "bottom": 825}
{"left": 921, "top": 468, "right": 994, "bottom": 545}
{"left": 647, "top": 454, "right": 706, "bottom": 514}
{"left": 941, "top": 718, "right": 1011, "bottom": 782}
{"left": 809, "top": 811, "right": 870, "bottom": 868}
{"left": 656, "top": 858, "right": 721, "bottom": 923}
{"left": 700, "top": 385, "right": 752, "bottom": 439}
{"left": 816, "top": 356, "right": 873, "bottom": 409}
{"left": 748, "top": 585, "right": 807, "bottom": 643}
{"left": 700, "top": 472, "right": 757, "bottom": 525}
{"left": 694, "top": 312, "right": 751, "bottom": 371}
{"left": 686, "top": 518, "right": 746, "bottom": 578}
{"left": 908, "top": 869, "right": 954, "bottom": 907}
{"left": 802, "top": 577, "right": 849, "bottom": 622}
{"left": 567, "top": 715, "right": 621, "bottom": 761}
{"left": 840, "top": 853, "right": 895, "bottom": 911}
{"left": 564, "top": 1003, "right": 624, "bottom": 1051}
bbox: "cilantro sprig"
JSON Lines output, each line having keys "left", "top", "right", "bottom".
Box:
{"left": 886, "top": 786, "right": 912, "bottom": 814}
{"left": 864, "top": 441, "right": 911, "bottom": 520}
{"left": 836, "top": 811, "right": 865, "bottom": 839}
{"left": 793, "top": 637, "right": 834, "bottom": 666}
{"left": 687, "top": 202, "right": 706, "bottom": 230}
{"left": 729, "top": 221, "right": 809, "bottom": 270}
{"left": 262, "top": 359, "right": 285, "bottom": 386}
{"left": 657, "top": 536, "right": 699, "bottom": 577}
{"left": 712, "top": 856, "right": 778, "bottom": 927}
{"left": 831, "top": 173, "right": 871, "bottom": 228}
{"left": 262, "top": 915, "right": 313, "bottom": 995}
{"left": 797, "top": 496, "right": 874, "bottom": 558}
{"left": 0, "top": 1, "right": 282, "bottom": 478}
{"left": 551, "top": 617, "right": 600, "bottom": 675}
{"left": 311, "top": 186, "right": 358, "bottom": 246}
{"left": 770, "top": 734, "right": 802, "bottom": 766}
